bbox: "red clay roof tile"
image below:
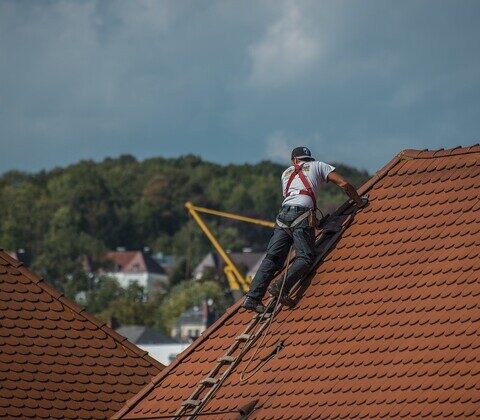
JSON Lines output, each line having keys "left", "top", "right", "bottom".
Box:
{"left": 0, "top": 251, "right": 164, "bottom": 419}
{"left": 115, "top": 145, "right": 480, "bottom": 419}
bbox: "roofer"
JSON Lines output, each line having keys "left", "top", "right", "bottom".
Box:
{"left": 242, "top": 146, "right": 367, "bottom": 314}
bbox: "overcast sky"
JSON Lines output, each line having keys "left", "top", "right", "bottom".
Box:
{"left": 1, "top": 0, "right": 479, "bottom": 174}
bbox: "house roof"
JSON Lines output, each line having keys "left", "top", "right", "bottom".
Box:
{"left": 193, "top": 251, "right": 265, "bottom": 278}
{"left": 105, "top": 251, "right": 165, "bottom": 275}
{"left": 114, "top": 145, "right": 480, "bottom": 419}
{"left": 178, "top": 306, "right": 204, "bottom": 324}
{"left": 177, "top": 305, "right": 208, "bottom": 326}
{"left": 0, "top": 250, "right": 164, "bottom": 419}
{"left": 116, "top": 325, "right": 177, "bottom": 345}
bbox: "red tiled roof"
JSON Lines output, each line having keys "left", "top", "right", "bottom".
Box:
{"left": 0, "top": 250, "right": 164, "bottom": 419}
{"left": 114, "top": 145, "right": 480, "bottom": 419}
{"left": 106, "top": 251, "right": 165, "bottom": 274}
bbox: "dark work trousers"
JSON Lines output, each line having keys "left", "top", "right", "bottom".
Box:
{"left": 247, "top": 206, "right": 315, "bottom": 302}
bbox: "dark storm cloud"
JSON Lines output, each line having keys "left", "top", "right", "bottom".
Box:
{"left": 1, "top": 0, "right": 479, "bottom": 173}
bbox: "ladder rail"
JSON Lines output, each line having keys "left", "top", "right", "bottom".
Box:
{"left": 188, "top": 304, "right": 277, "bottom": 418}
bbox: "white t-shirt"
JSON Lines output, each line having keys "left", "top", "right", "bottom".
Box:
{"left": 281, "top": 161, "right": 335, "bottom": 208}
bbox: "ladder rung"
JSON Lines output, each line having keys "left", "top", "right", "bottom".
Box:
{"left": 200, "top": 377, "right": 218, "bottom": 386}
{"left": 218, "top": 355, "right": 235, "bottom": 364}
{"left": 182, "top": 399, "right": 201, "bottom": 407}
{"left": 235, "top": 334, "right": 251, "bottom": 341}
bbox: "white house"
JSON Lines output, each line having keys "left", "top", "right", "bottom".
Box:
{"left": 103, "top": 250, "right": 168, "bottom": 295}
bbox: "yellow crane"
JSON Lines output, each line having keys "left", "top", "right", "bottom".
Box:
{"left": 185, "top": 202, "right": 275, "bottom": 298}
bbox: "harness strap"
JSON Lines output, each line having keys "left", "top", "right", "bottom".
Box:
{"left": 290, "top": 210, "right": 311, "bottom": 228}
{"left": 284, "top": 163, "right": 304, "bottom": 197}
{"left": 284, "top": 162, "right": 317, "bottom": 210}
{"left": 275, "top": 219, "right": 290, "bottom": 230}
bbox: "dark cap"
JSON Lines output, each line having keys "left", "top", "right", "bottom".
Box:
{"left": 291, "top": 146, "right": 314, "bottom": 161}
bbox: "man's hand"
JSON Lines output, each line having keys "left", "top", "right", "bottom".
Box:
{"left": 327, "top": 171, "right": 365, "bottom": 208}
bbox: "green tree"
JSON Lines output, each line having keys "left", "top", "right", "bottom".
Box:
{"left": 47, "top": 162, "right": 119, "bottom": 247}
{"left": 217, "top": 226, "right": 246, "bottom": 252}
{"left": 32, "top": 206, "right": 106, "bottom": 292}
{"left": 97, "top": 282, "right": 159, "bottom": 327}
{"left": 0, "top": 181, "right": 51, "bottom": 256}
{"left": 167, "top": 257, "right": 190, "bottom": 288}
{"left": 83, "top": 276, "right": 124, "bottom": 315}
{"left": 157, "top": 280, "right": 227, "bottom": 332}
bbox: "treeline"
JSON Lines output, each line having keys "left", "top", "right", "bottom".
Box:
{"left": 0, "top": 154, "right": 368, "bottom": 326}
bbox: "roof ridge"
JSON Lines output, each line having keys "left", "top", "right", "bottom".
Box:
{"left": 113, "top": 150, "right": 408, "bottom": 419}
{"left": 400, "top": 143, "right": 480, "bottom": 159}
{"left": 0, "top": 250, "right": 164, "bottom": 373}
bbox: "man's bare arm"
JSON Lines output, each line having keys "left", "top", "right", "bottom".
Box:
{"left": 327, "top": 171, "right": 365, "bottom": 208}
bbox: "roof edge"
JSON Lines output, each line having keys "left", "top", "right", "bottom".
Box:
{"left": 0, "top": 249, "right": 23, "bottom": 267}
{"left": 0, "top": 250, "right": 165, "bottom": 374}
{"left": 399, "top": 143, "right": 480, "bottom": 159}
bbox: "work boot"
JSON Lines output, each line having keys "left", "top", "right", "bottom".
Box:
{"left": 242, "top": 296, "right": 270, "bottom": 314}
{"left": 268, "top": 282, "right": 295, "bottom": 307}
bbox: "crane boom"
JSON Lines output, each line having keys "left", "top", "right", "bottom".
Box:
{"left": 185, "top": 201, "right": 274, "bottom": 297}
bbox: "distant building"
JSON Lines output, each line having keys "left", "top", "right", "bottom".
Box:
{"left": 152, "top": 252, "right": 176, "bottom": 275}
{"left": 102, "top": 249, "right": 168, "bottom": 295}
{"left": 115, "top": 325, "right": 190, "bottom": 365}
{"left": 193, "top": 249, "right": 265, "bottom": 282}
{"left": 171, "top": 301, "right": 216, "bottom": 341}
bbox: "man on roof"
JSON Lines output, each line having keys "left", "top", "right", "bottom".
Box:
{"left": 242, "top": 146, "right": 367, "bottom": 314}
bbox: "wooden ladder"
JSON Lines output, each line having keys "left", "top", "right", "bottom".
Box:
{"left": 174, "top": 300, "right": 277, "bottom": 419}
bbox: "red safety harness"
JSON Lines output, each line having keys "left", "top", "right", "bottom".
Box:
{"left": 284, "top": 162, "right": 317, "bottom": 210}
